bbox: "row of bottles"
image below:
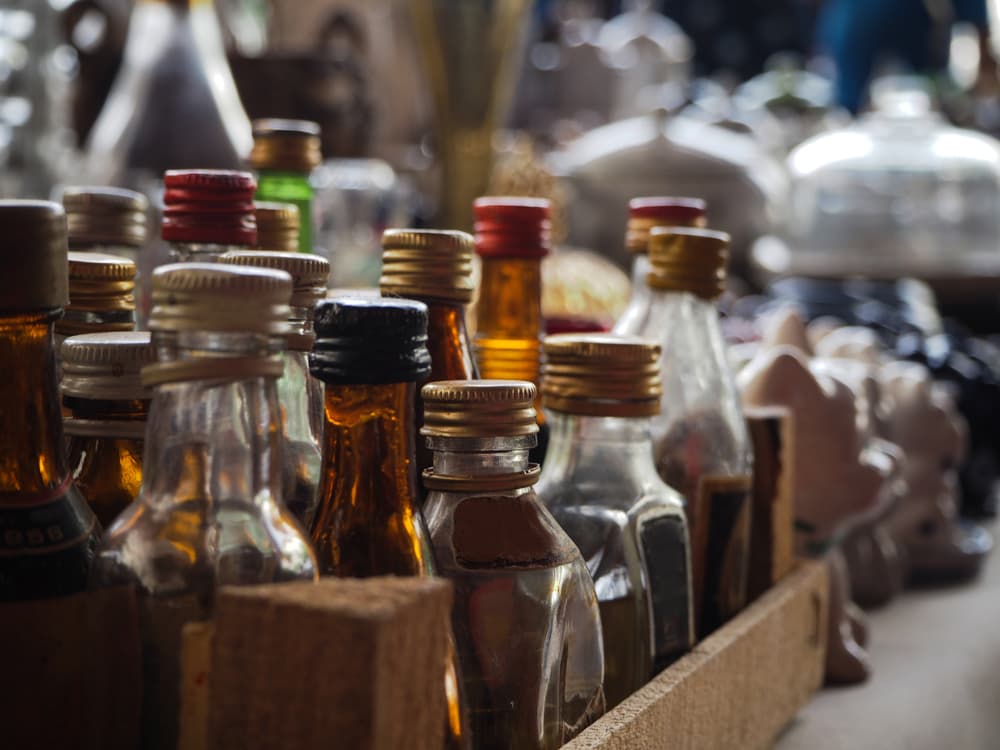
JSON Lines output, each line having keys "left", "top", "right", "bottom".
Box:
{"left": 1, "top": 178, "right": 752, "bottom": 749}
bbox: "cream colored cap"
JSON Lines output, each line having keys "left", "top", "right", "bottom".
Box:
{"left": 421, "top": 380, "right": 538, "bottom": 438}
{"left": 61, "top": 331, "right": 155, "bottom": 400}
{"left": 647, "top": 227, "right": 730, "bottom": 301}
{"left": 254, "top": 201, "right": 300, "bottom": 253}
{"left": 218, "top": 250, "right": 328, "bottom": 308}
{"left": 380, "top": 229, "right": 475, "bottom": 304}
{"left": 62, "top": 186, "right": 148, "bottom": 248}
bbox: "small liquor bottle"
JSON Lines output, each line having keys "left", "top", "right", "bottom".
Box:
{"left": 249, "top": 119, "right": 322, "bottom": 253}
{"left": 614, "top": 197, "right": 706, "bottom": 336}
{"left": 379, "top": 228, "right": 478, "bottom": 478}
{"left": 618, "top": 227, "right": 752, "bottom": 638}
{"left": 161, "top": 169, "right": 257, "bottom": 262}
{"left": 55, "top": 252, "right": 137, "bottom": 355}
{"left": 421, "top": 380, "right": 606, "bottom": 749}
{"left": 220, "top": 250, "right": 329, "bottom": 527}
{"left": 62, "top": 331, "right": 155, "bottom": 528}
{"left": 90, "top": 263, "right": 317, "bottom": 750}
{"left": 473, "top": 197, "right": 550, "bottom": 462}
{"left": 0, "top": 200, "right": 99, "bottom": 600}
{"left": 254, "top": 201, "right": 301, "bottom": 253}
{"left": 62, "top": 186, "right": 148, "bottom": 266}
{"left": 535, "top": 334, "right": 693, "bottom": 708}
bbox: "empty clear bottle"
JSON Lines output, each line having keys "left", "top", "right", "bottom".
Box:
{"left": 536, "top": 334, "right": 693, "bottom": 708}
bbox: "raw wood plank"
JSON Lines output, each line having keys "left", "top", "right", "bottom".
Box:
{"left": 563, "top": 561, "right": 828, "bottom": 750}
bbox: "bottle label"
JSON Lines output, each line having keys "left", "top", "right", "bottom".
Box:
{"left": 636, "top": 510, "right": 693, "bottom": 669}
{"left": 693, "top": 474, "right": 752, "bottom": 635}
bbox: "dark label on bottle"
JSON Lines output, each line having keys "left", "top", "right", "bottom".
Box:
{"left": 636, "top": 511, "right": 693, "bottom": 670}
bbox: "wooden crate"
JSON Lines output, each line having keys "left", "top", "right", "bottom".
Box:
{"left": 563, "top": 560, "right": 829, "bottom": 750}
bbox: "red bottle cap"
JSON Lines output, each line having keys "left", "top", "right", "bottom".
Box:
{"left": 627, "top": 196, "right": 707, "bottom": 222}
{"left": 161, "top": 170, "right": 257, "bottom": 247}
{"left": 473, "top": 196, "right": 551, "bottom": 259}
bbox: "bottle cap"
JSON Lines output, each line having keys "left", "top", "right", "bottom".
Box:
{"left": 473, "top": 338, "right": 542, "bottom": 383}
{"left": 0, "top": 200, "right": 68, "bottom": 313}
{"left": 62, "top": 186, "right": 148, "bottom": 249}
{"left": 626, "top": 196, "right": 707, "bottom": 254}
{"left": 161, "top": 170, "right": 257, "bottom": 247}
{"left": 473, "top": 197, "right": 551, "bottom": 259}
{"left": 380, "top": 229, "right": 475, "bottom": 304}
{"left": 310, "top": 296, "right": 431, "bottom": 385}
{"left": 647, "top": 227, "right": 730, "bottom": 301}
{"left": 254, "top": 201, "right": 300, "bottom": 253}
{"left": 421, "top": 380, "right": 538, "bottom": 438}
{"left": 57, "top": 252, "right": 137, "bottom": 336}
{"left": 61, "top": 331, "right": 155, "bottom": 401}
{"left": 542, "top": 333, "right": 661, "bottom": 417}
{"left": 249, "top": 119, "right": 323, "bottom": 173}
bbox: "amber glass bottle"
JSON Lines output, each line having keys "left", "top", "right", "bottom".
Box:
{"left": 473, "top": 197, "right": 550, "bottom": 463}
{"left": 0, "top": 200, "right": 100, "bottom": 600}
{"left": 254, "top": 201, "right": 301, "bottom": 253}
{"left": 380, "top": 228, "right": 478, "bottom": 478}
{"left": 63, "top": 331, "right": 155, "bottom": 528}
{"left": 55, "top": 252, "right": 137, "bottom": 357}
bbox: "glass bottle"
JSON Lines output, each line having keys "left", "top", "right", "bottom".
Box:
{"left": 62, "top": 331, "right": 155, "bottom": 528}
{"left": 62, "top": 186, "right": 149, "bottom": 267}
{"left": 55, "top": 252, "right": 137, "bottom": 357}
{"left": 421, "top": 380, "right": 606, "bottom": 749}
{"left": 0, "top": 200, "right": 99, "bottom": 601}
{"left": 614, "top": 196, "right": 706, "bottom": 336}
{"left": 90, "top": 263, "right": 317, "bottom": 750}
{"left": 219, "top": 250, "right": 329, "bottom": 528}
{"left": 379, "top": 228, "right": 479, "bottom": 479}
{"left": 162, "top": 169, "right": 258, "bottom": 262}
{"left": 616, "top": 226, "right": 752, "bottom": 639}
{"left": 254, "top": 201, "right": 301, "bottom": 254}
{"left": 535, "top": 334, "right": 693, "bottom": 708}
{"left": 249, "top": 119, "right": 322, "bottom": 253}
{"left": 473, "top": 197, "right": 550, "bottom": 463}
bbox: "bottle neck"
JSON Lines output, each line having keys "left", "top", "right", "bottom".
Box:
{"left": 277, "top": 351, "right": 318, "bottom": 445}
{"left": 425, "top": 300, "right": 477, "bottom": 382}
{"left": 542, "top": 411, "right": 660, "bottom": 483}
{"left": 169, "top": 241, "right": 248, "bottom": 262}
{"left": 0, "top": 312, "right": 69, "bottom": 496}
{"left": 476, "top": 256, "right": 542, "bottom": 339}
{"left": 64, "top": 397, "right": 150, "bottom": 439}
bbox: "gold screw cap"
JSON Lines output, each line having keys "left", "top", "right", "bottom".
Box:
{"left": 647, "top": 227, "right": 730, "bottom": 301}
{"left": 543, "top": 333, "right": 661, "bottom": 417}
{"left": 254, "top": 201, "right": 300, "bottom": 253}
{"left": 57, "top": 252, "right": 137, "bottom": 336}
{"left": 61, "top": 331, "right": 155, "bottom": 400}
{"left": 380, "top": 229, "right": 475, "bottom": 304}
{"left": 0, "top": 200, "right": 68, "bottom": 312}
{"left": 626, "top": 196, "right": 707, "bottom": 254}
{"left": 421, "top": 380, "right": 538, "bottom": 438}
{"left": 249, "top": 119, "right": 322, "bottom": 173}
{"left": 62, "top": 186, "right": 148, "bottom": 249}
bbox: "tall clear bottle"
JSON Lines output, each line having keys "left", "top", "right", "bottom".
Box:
{"left": 615, "top": 226, "right": 752, "bottom": 638}
{"left": 162, "top": 169, "right": 258, "bottom": 262}
{"left": 380, "top": 228, "right": 479, "bottom": 479}
{"left": 90, "top": 263, "right": 317, "bottom": 750}
{"left": 421, "top": 380, "right": 606, "bottom": 749}
{"left": 63, "top": 332, "right": 156, "bottom": 528}
{"left": 0, "top": 201, "right": 100, "bottom": 601}
{"left": 535, "top": 334, "right": 693, "bottom": 708}
{"left": 220, "top": 250, "right": 329, "bottom": 528}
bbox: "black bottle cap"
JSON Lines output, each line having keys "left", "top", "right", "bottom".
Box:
{"left": 310, "top": 296, "right": 431, "bottom": 384}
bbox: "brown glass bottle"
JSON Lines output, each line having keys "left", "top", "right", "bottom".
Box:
{"left": 63, "top": 331, "right": 155, "bottom": 528}
{"left": 0, "top": 201, "right": 100, "bottom": 600}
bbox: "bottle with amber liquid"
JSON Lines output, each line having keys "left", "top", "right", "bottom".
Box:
{"left": 421, "top": 380, "right": 606, "bottom": 749}
{"left": 55, "top": 252, "right": 137, "bottom": 359}
{"left": 614, "top": 196, "right": 706, "bottom": 336}
{"left": 90, "top": 263, "right": 317, "bottom": 750}
{"left": 0, "top": 200, "right": 100, "bottom": 600}
{"left": 473, "top": 197, "right": 550, "bottom": 463}
{"left": 62, "top": 186, "right": 149, "bottom": 267}
{"left": 616, "top": 227, "right": 752, "bottom": 638}
{"left": 380, "top": 228, "right": 478, "bottom": 478}
{"left": 63, "top": 331, "right": 155, "bottom": 528}
{"left": 535, "top": 334, "right": 693, "bottom": 708}
{"left": 162, "top": 169, "right": 258, "bottom": 262}
{"left": 220, "top": 250, "right": 329, "bottom": 527}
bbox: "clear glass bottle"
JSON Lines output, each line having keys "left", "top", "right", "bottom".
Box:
{"left": 55, "top": 252, "right": 137, "bottom": 358}
{"left": 62, "top": 331, "right": 155, "bottom": 528}
{"left": 421, "top": 380, "right": 606, "bottom": 749}
{"left": 380, "top": 228, "right": 479, "bottom": 479}
{"left": 0, "top": 201, "right": 99, "bottom": 601}
{"left": 62, "top": 186, "right": 149, "bottom": 267}
{"left": 162, "top": 169, "right": 258, "bottom": 262}
{"left": 90, "top": 263, "right": 317, "bottom": 750}
{"left": 473, "top": 197, "right": 550, "bottom": 464}
{"left": 616, "top": 226, "right": 752, "bottom": 638}
{"left": 614, "top": 196, "right": 706, "bottom": 336}
{"left": 535, "top": 334, "right": 693, "bottom": 708}
{"left": 249, "top": 119, "right": 322, "bottom": 253}
{"left": 254, "top": 201, "right": 301, "bottom": 254}
{"left": 220, "top": 250, "right": 329, "bottom": 528}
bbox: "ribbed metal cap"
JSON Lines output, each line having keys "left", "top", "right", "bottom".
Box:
{"left": 647, "top": 227, "right": 730, "bottom": 301}
{"left": 61, "top": 331, "right": 155, "bottom": 400}
{"left": 218, "top": 250, "right": 328, "bottom": 308}
{"left": 62, "top": 186, "right": 148, "bottom": 249}
{"left": 626, "top": 196, "right": 707, "bottom": 254}
{"left": 57, "top": 252, "right": 137, "bottom": 336}
{"left": 421, "top": 380, "right": 538, "bottom": 438}
{"left": 254, "top": 201, "right": 300, "bottom": 253}
{"left": 379, "top": 229, "right": 475, "bottom": 304}
{"left": 0, "top": 200, "right": 68, "bottom": 312}
{"left": 310, "top": 296, "right": 431, "bottom": 385}
{"left": 249, "top": 119, "right": 323, "bottom": 172}
{"left": 473, "top": 197, "right": 551, "bottom": 259}
{"left": 543, "top": 333, "right": 661, "bottom": 417}
{"left": 161, "top": 170, "right": 257, "bottom": 246}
